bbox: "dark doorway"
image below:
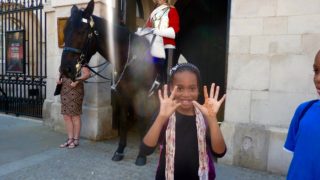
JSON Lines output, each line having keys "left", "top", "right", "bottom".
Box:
{"left": 175, "top": 0, "right": 230, "bottom": 103}
{"left": 116, "top": 0, "right": 230, "bottom": 120}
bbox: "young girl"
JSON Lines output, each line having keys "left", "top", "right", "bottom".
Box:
{"left": 284, "top": 50, "right": 320, "bottom": 179}
{"left": 141, "top": 63, "right": 226, "bottom": 180}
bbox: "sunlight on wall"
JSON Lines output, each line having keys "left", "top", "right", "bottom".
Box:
{"left": 105, "top": 0, "right": 116, "bottom": 84}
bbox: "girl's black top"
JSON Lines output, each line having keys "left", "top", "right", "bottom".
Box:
{"left": 140, "top": 111, "right": 226, "bottom": 180}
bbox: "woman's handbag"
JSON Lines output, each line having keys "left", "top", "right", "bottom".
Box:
{"left": 54, "top": 84, "right": 62, "bottom": 96}
{"left": 54, "top": 75, "right": 62, "bottom": 96}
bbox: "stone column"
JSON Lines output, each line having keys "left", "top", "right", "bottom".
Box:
{"left": 221, "top": 0, "right": 320, "bottom": 175}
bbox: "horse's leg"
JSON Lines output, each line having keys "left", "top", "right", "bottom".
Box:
{"left": 111, "top": 97, "right": 128, "bottom": 161}
{"left": 135, "top": 113, "right": 148, "bottom": 166}
{"left": 111, "top": 89, "right": 120, "bottom": 130}
{"left": 134, "top": 94, "right": 158, "bottom": 166}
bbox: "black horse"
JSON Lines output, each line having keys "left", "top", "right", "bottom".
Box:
{"left": 59, "top": 0, "right": 158, "bottom": 165}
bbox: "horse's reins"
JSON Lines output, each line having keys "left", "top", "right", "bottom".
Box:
{"left": 111, "top": 5, "right": 170, "bottom": 88}
{"left": 111, "top": 29, "right": 159, "bottom": 91}
{"left": 111, "top": 33, "right": 135, "bottom": 91}
{"left": 62, "top": 15, "right": 156, "bottom": 92}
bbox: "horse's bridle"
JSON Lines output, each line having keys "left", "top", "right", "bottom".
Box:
{"left": 62, "top": 16, "right": 155, "bottom": 94}
{"left": 63, "top": 16, "right": 100, "bottom": 79}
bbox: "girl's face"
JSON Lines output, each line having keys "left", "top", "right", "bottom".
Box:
{"left": 314, "top": 55, "right": 320, "bottom": 96}
{"left": 171, "top": 71, "right": 199, "bottom": 114}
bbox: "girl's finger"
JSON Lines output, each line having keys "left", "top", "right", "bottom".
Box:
{"left": 192, "top": 100, "right": 202, "bottom": 110}
{"left": 203, "top": 85, "right": 208, "bottom": 100}
{"left": 192, "top": 101, "right": 207, "bottom": 115}
{"left": 173, "top": 99, "right": 181, "bottom": 106}
{"left": 219, "top": 94, "right": 226, "bottom": 104}
{"left": 210, "top": 83, "right": 215, "bottom": 98}
{"left": 158, "top": 89, "right": 163, "bottom": 101}
{"left": 170, "top": 86, "right": 177, "bottom": 100}
{"left": 174, "top": 102, "right": 181, "bottom": 109}
{"left": 214, "top": 85, "right": 220, "bottom": 100}
{"left": 163, "top": 84, "right": 168, "bottom": 99}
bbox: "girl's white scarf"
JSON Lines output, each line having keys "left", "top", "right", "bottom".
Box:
{"left": 165, "top": 108, "right": 209, "bottom": 180}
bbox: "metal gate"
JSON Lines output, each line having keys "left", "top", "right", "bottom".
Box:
{"left": 0, "top": 0, "right": 46, "bottom": 118}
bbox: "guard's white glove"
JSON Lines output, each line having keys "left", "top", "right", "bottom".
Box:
{"left": 153, "top": 27, "right": 175, "bottom": 39}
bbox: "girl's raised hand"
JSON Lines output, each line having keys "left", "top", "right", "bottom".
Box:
{"left": 158, "top": 84, "right": 181, "bottom": 120}
{"left": 192, "top": 83, "right": 226, "bottom": 119}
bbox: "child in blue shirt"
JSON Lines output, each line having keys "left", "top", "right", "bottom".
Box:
{"left": 284, "top": 50, "right": 320, "bottom": 179}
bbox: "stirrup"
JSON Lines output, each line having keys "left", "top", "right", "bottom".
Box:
{"left": 148, "top": 79, "right": 161, "bottom": 97}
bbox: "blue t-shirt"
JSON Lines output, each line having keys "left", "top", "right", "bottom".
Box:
{"left": 284, "top": 100, "right": 320, "bottom": 180}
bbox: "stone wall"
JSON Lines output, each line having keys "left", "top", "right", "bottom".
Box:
{"left": 221, "top": 0, "right": 320, "bottom": 175}
{"left": 43, "top": 0, "right": 116, "bottom": 140}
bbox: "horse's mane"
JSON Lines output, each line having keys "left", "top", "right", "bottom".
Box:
{"left": 92, "top": 15, "right": 132, "bottom": 44}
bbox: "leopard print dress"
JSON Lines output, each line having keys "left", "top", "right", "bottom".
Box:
{"left": 60, "top": 77, "right": 84, "bottom": 116}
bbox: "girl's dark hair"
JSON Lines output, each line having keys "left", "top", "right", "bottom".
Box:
{"left": 169, "top": 63, "right": 201, "bottom": 87}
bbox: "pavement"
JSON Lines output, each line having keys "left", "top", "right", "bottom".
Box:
{"left": 0, "top": 113, "right": 286, "bottom": 180}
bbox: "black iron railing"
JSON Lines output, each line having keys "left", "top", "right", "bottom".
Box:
{"left": 0, "top": 0, "right": 46, "bottom": 118}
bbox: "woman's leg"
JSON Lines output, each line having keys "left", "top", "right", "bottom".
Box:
{"left": 60, "top": 115, "right": 74, "bottom": 147}
{"left": 72, "top": 115, "right": 81, "bottom": 146}
{"left": 64, "top": 115, "right": 74, "bottom": 139}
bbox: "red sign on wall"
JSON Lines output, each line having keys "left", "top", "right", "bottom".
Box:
{"left": 5, "top": 30, "right": 25, "bottom": 73}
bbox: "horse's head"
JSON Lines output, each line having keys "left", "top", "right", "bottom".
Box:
{"left": 60, "top": 0, "right": 98, "bottom": 81}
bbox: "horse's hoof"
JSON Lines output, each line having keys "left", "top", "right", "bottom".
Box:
{"left": 135, "top": 156, "right": 146, "bottom": 166}
{"left": 111, "top": 152, "right": 124, "bottom": 161}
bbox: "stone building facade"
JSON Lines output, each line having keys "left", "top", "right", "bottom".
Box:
{"left": 221, "top": 0, "right": 320, "bottom": 175}
{"left": 42, "top": 0, "right": 320, "bottom": 175}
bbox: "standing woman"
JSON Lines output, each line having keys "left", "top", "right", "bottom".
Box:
{"left": 141, "top": 63, "right": 227, "bottom": 179}
{"left": 57, "top": 66, "right": 90, "bottom": 149}
{"left": 146, "top": 0, "right": 180, "bottom": 83}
